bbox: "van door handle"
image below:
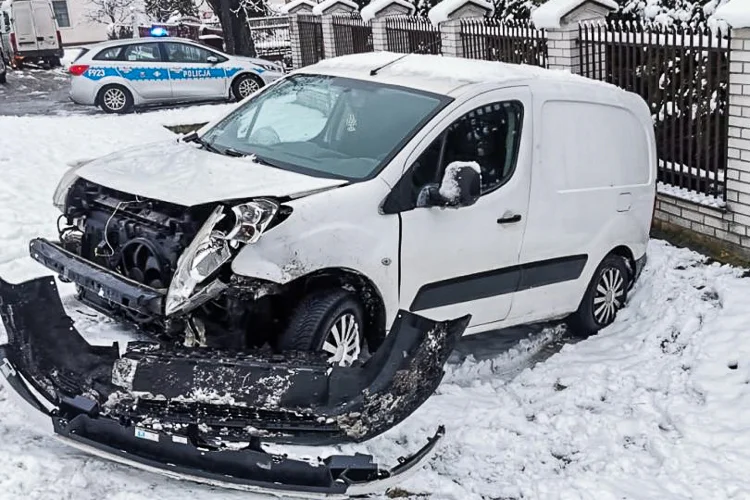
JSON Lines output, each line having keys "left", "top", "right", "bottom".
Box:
{"left": 497, "top": 213, "right": 522, "bottom": 224}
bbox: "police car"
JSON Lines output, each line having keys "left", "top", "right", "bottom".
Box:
{"left": 68, "top": 37, "right": 285, "bottom": 113}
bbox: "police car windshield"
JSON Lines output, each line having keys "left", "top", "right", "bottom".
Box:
{"left": 201, "top": 74, "right": 449, "bottom": 180}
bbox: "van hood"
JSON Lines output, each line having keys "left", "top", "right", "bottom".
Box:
{"left": 75, "top": 140, "right": 347, "bottom": 206}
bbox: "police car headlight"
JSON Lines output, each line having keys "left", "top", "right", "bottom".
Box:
{"left": 53, "top": 161, "right": 89, "bottom": 212}
{"left": 224, "top": 199, "right": 279, "bottom": 246}
{"left": 165, "top": 206, "right": 231, "bottom": 316}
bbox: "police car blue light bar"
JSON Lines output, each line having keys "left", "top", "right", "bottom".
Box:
{"left": 150, "top": 26, "right": 169, "bottom": 37}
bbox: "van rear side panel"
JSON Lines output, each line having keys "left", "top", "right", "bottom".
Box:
{"left": 511, "top": 84, "right": 656, "bottom": 322}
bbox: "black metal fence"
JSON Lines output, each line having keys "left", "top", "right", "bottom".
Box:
{"left": 298, "top": 14, "right": 325, "bottom": 67}
{"left": 332, "top": 13, "right": 373, "bottom": 56}
{"left": 385, "top": 16, "right": 442, "bottom": 54}
{"left": 579, "top": 21, "right": 731, "bottom": 200}
{"left": 461, "top": 18, "right": 547, "bottom": 67}
{"left": 248, "top": 15, "right": 291, "bottom": 68}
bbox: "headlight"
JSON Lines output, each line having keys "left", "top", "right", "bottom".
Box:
{"left": 165, "top": 199, "right": 279, "bottom": 316}
{"left": 53, "top": 161, "right": 89, "bottom": 212}
{"left": 225, "top": 199, "right": 279, "bottom": 245}
{"left": 165, "top": 206, "right": 231, "bottom": 316}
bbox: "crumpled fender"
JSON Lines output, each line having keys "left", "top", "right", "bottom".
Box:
{"left": 0, "top": 275, "right": 469, "bottom": 495}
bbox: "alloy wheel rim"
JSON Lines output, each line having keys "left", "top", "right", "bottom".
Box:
{"left": 104, "top": 88, "right": 126, "bottom": 110}
{"left": 238, "top": 78, "right": 258, "bottom": 98}
{"left": 322, "top": 313, "right": 361, "bottom": 367}
{"left": 593, "top": 267, "right": 624, "bottom": 325}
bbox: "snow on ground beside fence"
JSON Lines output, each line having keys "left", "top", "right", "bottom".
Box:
{"left": 1, "top": 106, "right": 750, "bottom": 499}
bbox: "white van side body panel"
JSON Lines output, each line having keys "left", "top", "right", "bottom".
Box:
{"left": 508, "top": 82, "right": 656, "bottom": 325}
{"left": 226, "top": 76, "right": 655, "bottom": 337}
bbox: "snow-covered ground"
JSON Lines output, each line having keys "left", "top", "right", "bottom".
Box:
{"left": 1, "top": 106, "right": 750, "bottom": 500}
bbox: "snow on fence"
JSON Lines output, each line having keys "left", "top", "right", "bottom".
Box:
{"left": 580, "top": 20, "right": 732, "bottom": 201}
{"left": 384, "top": 16, "right": 443, "bottom": 55}
{"left": 247, "top": 15, "right": 292, "bottom": 64}
{"left": 331, "top": 13, "right": 373, "bottom": 56}
{"left": 460, "top": 18, "right": 548, "bottom": 68}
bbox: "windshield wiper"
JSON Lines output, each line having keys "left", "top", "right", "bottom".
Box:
{"left": 182, "top": 131, "right": 222, "bottom": 155}
{"left": 223, "top": 148, "right": 246, "bottom": 158}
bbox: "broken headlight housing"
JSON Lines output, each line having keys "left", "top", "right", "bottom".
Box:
{"left": 53, "top": 161, "right": 91, "bottom": 212}
{"left": 225, "top": 199, "right": 279, "bottom": 246}
{"left": 165, "top": 199, "right": 280, "bottom": 316}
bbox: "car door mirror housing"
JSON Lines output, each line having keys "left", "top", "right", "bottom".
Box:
{"left": 434, "top": 162, "right": 481, "bottom": 208}
{"left": 206, "top": 55, "right": 219, "bottom": 64}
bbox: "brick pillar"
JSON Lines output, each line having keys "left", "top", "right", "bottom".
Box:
{"left": 364, "top": 2, "right": 416, "bottom": 52}
{"left": 544, "top": 23, "right": 581, "bottom": 73}
{"left": 322, "top": 15, "right": 337, "bottom": 59}
{"left": 440, "top": 19, "right": 463, "bottom": 57}
{"left": 288, "top": 14, "right": 304, "bottom": 69}
{"left": 531, "top": 0, "right": 614, "bottom": 74}
{"left": 726, "top": 28, "right": 750, "bottom": 245}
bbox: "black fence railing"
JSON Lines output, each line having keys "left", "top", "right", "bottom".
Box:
{"left": 580, "top": 21, "right": 731, "bottom": 200}
{"left": 248, "top": 15, "right": 291, "bottom": 68}
{"left": 332, "top": 13, "right": 373, "bottom": 56}
{"left": 298, "top": 14, "right": 324, "bottom": 67}
{"left": 461, "top": 18, "right": 547, "bottom": 67}
{"left": 385, "top": 16, "right": 442, "bottom": 54}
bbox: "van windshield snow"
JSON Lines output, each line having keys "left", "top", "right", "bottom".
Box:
{"left": 201, "top": 74, "right": 449, "bottom": 180}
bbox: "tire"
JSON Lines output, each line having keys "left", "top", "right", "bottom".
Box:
{"left": 277, "top": 289, "right": 364, "bottom": 367}
{"left": 0, "top": 71, "right": 5, "bottom": 84}
{"left": 567, "top": 254, "right": 630, "bottom": 336}
{"left": 231, "top": 74, "right": 262, "bottom": 101}
{"left": 98, "top": 84, "right": 133, "bottom": 114}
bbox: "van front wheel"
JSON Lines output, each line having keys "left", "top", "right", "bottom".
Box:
{"left": 567, "top": 255, "right": 630, "bottom": 336}
{"left": 277, "top": 289, "right": 364, "bottom": 367}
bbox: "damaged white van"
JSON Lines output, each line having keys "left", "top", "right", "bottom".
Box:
{"left": 0, "top": 52, "right": 655, "bottom": 495}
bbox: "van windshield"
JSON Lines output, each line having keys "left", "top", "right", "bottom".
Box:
{"left": 201, "top": 74, "right": 450, "bottom": 180}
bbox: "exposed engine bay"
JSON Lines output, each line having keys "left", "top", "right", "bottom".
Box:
{"left": 51, "top": 178, "right": 295, "bottom": 351}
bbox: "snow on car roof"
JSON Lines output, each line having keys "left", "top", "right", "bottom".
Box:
{"left": 305, "top": 51, "right": 621, "bottom": 96}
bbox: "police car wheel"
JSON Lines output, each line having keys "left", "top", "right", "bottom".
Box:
{"left": 98, "top": 85, "right": 133, "bottom": 114}
{"left": 232, "top": 74, "right": 262, "bottom": 101}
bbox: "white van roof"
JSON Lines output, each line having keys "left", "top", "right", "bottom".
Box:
{"left": 302, "top": 52, "right": 630, "bottom": 98}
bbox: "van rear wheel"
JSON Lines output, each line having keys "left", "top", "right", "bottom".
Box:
{"left": 98, "top": 85, "right": 133, "bottom": 114}
{"left": 567, "top": 254, "right": 630, "bottom": 336}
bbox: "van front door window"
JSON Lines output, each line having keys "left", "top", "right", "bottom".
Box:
{"left": 411, "top": 100, "right": 524, "bottom": 207}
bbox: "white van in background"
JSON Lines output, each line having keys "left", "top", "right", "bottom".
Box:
{"left": 0, "top": 0, "right": 63, "bottom": 68}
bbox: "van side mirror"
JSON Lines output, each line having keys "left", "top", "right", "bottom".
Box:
{"left": 425, "top": 162, "right": 481, "bottom": 208}
{"left": 206, "top": 55, "right": 219, "bottom": 64}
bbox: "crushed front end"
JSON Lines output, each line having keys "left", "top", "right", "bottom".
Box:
{"left": 0, "top": 275, "right": 469, "bottom": 496}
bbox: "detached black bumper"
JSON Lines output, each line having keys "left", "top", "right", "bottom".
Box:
{"left": 29, "top": 238, "right": 164, "bottom": 316}
{"left": 0, "top": 275, "right": 469, "bottom": 495}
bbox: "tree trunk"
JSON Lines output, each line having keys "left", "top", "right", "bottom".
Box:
{"left": 207, "top": 0, "right": 256, "bottom": 57}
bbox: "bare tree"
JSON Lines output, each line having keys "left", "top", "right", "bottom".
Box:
{"left": 86, "top": 0, "right": 139, "bottom": 25}
{"left": 206, "top": 0, "right": 269, "bottom": 56}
